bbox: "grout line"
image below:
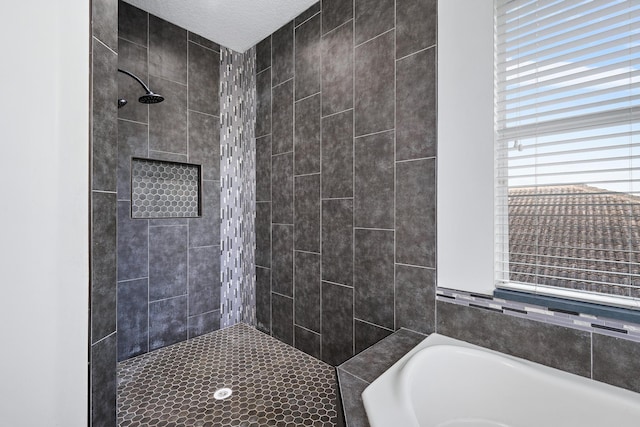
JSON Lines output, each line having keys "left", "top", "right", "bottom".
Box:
{"left": 147, "top": 223, "right": 188, "bottom": 228}
{"left": 395, "top": 44, "right": 436, "bottom": 62}
{"left": 292, "top": 21, "right": 297, "bottom": 349}
{"left": 147, "top": 73, "right": 188, "bottom": 87}
{"left": 322, "top": 18, "right": 354, "bottom": 38}
{"left": 354, "top": 227, "right": 394, "bottom": 232}
{"left": 356, "top": 127, "right": 395, "bottom": 140}
{"left": 270, "top": 33, "right": 274, "bottom": 338}
{"left": 272, "top": 150, "right": 294, "bottom": 157}
{"left": 294, "top": 172, "right": 321, "bottom": 178}
{"left": 395, "top": 262, "right": 436, "bottom": 270}
{"left": 147, "top": 148, "right": 188, "bottom": 157}
{"left": 321, "top": 107, "right": 354, "bottom": 120}
{"left": 146, "top": 10, "right": 151, "bottom": 355}
{"left": 117, "top": 276, "right": 149, "bottom": 284}
{"left": 186, "top": 30, "right": 191, "bottom": 335}
{"left": 272, "top": 76, "right": 294, "bottom": 90}
{"left": 272, "top": 290, "right": 294, "bottom": 300}
{"left": 322, "top": 196, "right": 354, "bottom": 201}
{"left": 323, "top": 279, "right": 354, "bottom": 289}
{"left": 354, "top": 27, "right": 395, "bottom": 49}
{"left": 295, "top": 91, "right": 321, "bottom": 104}
{"left": 256, "top": 65, "right": 271, "bottom": 76}
{"left": 354, "top": 317, "right": 395, "bottom": 332}
{"left": 92, "top": 189, "right": 117, "bottom": 194}
{"left": 188, "top": 38, "right": 220, "bottom": 54}
{"left": 295, "top": 249, "right": 321, "bottom": 255}
{"left": 396, "top": 155, "right": 436, "bottom": 163}
{"left": 295, "top": 10, "right": 322, "bottom": 29}
{"left": 93, "top": 35, "right": 117, "bottom": 56}
{"left": 351, "top": 1, "right": 357, "bottom": 358}
{"left": 272, "top": 222, "right": 294, "bottom": 226}
{"left": 393, "top": 2, "right": 397, "bottom": 332}
{"left": 117, "top": 35, "right": 147, "bottom": 50}
{"left": 149, "top": 294, "right": 188, "bottom": 304}
{"left": 91, "top": 330, "right": 117, "bottom": 346}
{"left": 294, "top": 323, "right": 321, "bottom": 335}
{"left": 188, "top": 109, "right": 220, "bottom": 119}
{"left": 319, "top": 4, "right": 325, "bottom": 361}
{"left": 118, "top": 117, "right": 148, "bottom": 126}
{"left": 337, "top": 368, "right": 371, "bottom": 386}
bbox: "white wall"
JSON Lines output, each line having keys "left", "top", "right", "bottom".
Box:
{"left": 437, "top": 0, "right": 495, "bottom": 294}
{"left": 0, "top": 1, "right": 89, "bottom": 426}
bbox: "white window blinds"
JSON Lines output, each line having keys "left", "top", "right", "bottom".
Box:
{"left": 495, "top": 0, "right": 640, "bottom": 305}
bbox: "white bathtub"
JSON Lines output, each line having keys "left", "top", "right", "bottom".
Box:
{"left": 362, "top": 333, "right": 640, "bottom": 427}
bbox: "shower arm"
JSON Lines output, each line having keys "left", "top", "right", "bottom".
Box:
{"left": 118, "top": 68, "right": 153, "bottom": 94}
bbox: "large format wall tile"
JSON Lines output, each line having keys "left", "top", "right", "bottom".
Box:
{"left": 322, "top": 0, "right": 353, "bottom": 35}
{"left": 437, "top": 301, "right": 592, "bottom": 377}
{"left": 117, "top": 38, "right": 148, "bottom": 124}
{"left": 149, "top": 296, "right": 188, "bottom": 350}
{"left": 321, "top": 22, "right": 353, "bottom": 116}
{"left": 92, "top": 192, "right": 117, "bottom": 343}
{"left": 322, "top": 110, "right": 353, "bottom": 198}
{"left": 93, "top": 0, "right": 118, "bottom": 51}
{"left": 396, "top": 48, "right": 436, "bottom": 160}
{"left": 148, "top": 225, "right": 188, "bottom": 300}
{"left": 396, "top": 0, "right": 437, "bottom": 59}
{"left": 272, "top": 22, "right": 294, "bottom": 87}
{"left": 149, "top": 15, "right": 187, "bottom": 84}
{"left": 593, "top": 334, "right": 640, "bottom": 393}
{"left": 117, "top": 201, "right": 148, "bottom": 281}
{"left": 296, "top": 3, "right": 321, "bottom": 26}
{"left": 188, "top": 310, "right": 221, "bottom": 339}
{"left": 354, "top": 229, "right": 394, "bottom": 329}
{"left": 188, "top": 111, "right": 219, "bottom": 180}
{"left": 295, "top": 326, "right": 321, "bottom": 359}
{"left": 256, "top": 68, "right": 272, "bottom": 137}
{"left": 272, "top": 153, "right": 294, "bottom": 224}
{"left": 272, "top": 293, "right": 294, "bottom": 345}
{"left": 295, "top": 174, "right": 321, "bottom": 252}
{"left": 188, "top": 41, "right": 219, "bottom": 116}
{"left": 256, "top": 202, "right": 272, "bottom": 268}
{"left": 322, "top": 282, "right": 354, "bottom": 365}
{"left": 188, "top": 246, "right": 220, "bottom": 316}
{"left": 119, "top": 0, "right": 147, "bottom": 46}
{"left": 188, "top": 179, "right": 220, "bottom": 248}
{"left": 256, "top": 266, "right": 272, "bottom": 333}
{"left": 294, "top": 94, "right": 321, "bottom": 175}
{"left": 272, "top": 79, "right": 294, "bottom": 154}
{"left": 92, "top": 39, "right": 118, "bottom": 192}
{"left": 148, "top": 76, "right": 187, "bottom": 154}
{"left": 256, "top": 36, "right": 271, "bottom": 73}
{"left": 91, "top": 334, "right": 117, "bottom": 427}
{"left": 322, "top": 199, "right": 353, "bottom": 287}
{"left": 355, "top": 319, "right": 392, "bottom": 353}
{"left": 272, "top": 224, "right": 294, "bottom": 296}
{"left": 295, "top": 14, "right": 321, "bottom": 100}
{"left": 116, "top": 120, "right": 148, "bottom": 200}
{"left": 354, "top": 130, "right": 394, "bottom": 229}
{"left": 295, "top": 251, "right": 321, "bottom": 332}
{"left": 395, "top": 264, "right": 435, "bottom": 333}
{"left": 189, "top": 32, "right": 220, "bottom": 52}
{"left": 396, "top": 159, "right": 435, "bottom": 267}
{"left": 117, "top": 278, "right": 148, "bottom": 361}
{"left": 256, "top": 135, "right": 272, "bottom": 202}
{"left": 355, "top": 0, "right": 394, "bottom": 45}
{"left": 354, "top": 30, "right": 394, "bottom": 136}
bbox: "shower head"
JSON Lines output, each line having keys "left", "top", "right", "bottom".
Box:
{"left": 118, "top": 68, "right": 164, "bottom": 106}
{"left": 139, "top": 92, "right": 165, "bottom": 104}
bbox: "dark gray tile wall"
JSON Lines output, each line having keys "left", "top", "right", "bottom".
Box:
{"left": 255, "top": 0, "right": 438, "bottom": 365}
{"left": 91, "top": 0, "right": 118, "bottom": 425}
{"left": 116, "top": 1, "right": 222, "bottom": 362}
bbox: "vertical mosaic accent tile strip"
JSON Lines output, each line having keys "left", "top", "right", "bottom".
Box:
{"left": 220, "top": 47, "right": 257, "bottom": 328}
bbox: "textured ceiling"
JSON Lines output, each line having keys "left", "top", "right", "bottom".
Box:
{"left": 123, "top": 0, "right": 317, "bottom": 52}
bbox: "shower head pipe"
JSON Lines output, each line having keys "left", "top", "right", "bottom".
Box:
{"left": 118, "top": 68, "right": 164, "bottom": 104}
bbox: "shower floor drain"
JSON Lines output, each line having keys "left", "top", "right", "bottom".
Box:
{"left": 213, "top": 388, "right": 232, "bottom": 400}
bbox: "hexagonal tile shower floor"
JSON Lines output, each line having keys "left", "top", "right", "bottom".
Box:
{"left": 117, "top": 323, "right": 340, "bottom": 426}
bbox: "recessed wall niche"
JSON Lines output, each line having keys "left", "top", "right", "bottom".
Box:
{"left": 131, "top": 158, "right": 201, "bottom": 218}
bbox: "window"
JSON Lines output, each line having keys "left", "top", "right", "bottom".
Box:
{"left": 495, "top": 0, "right": 640, "bottom": 307}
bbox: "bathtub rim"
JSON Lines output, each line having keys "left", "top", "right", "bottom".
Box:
{"left": 362, "top": 333, "right": 640, "bottom": 427}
